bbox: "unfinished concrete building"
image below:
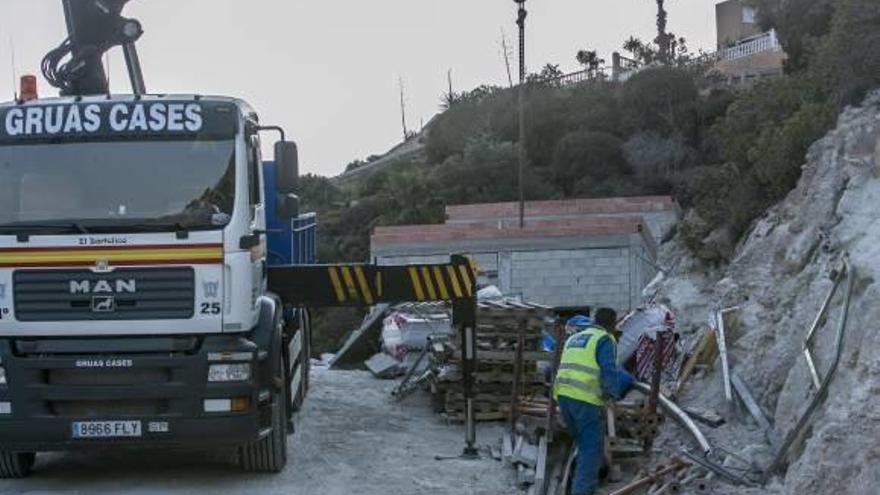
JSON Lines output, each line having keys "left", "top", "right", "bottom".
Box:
{"left": 370, "top": 197, "right": 679, "bottom": 311}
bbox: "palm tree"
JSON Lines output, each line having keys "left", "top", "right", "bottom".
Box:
{"left": 576, "top": 50, "right": 605, "bottom": 79}
{"left": 655, "top": 0, "right": 675, "bottom": 64}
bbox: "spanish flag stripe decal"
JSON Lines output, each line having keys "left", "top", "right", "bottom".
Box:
{"left": 458, "top": 265, "right": 473, "bottom": 297}
{"left": 327, "top": 267, "right": 347, "bottom": 303}
{"left": 408, "top": 267, "right": 425, "bottom": 301}
{"left": 420, "top": 267, "right": 437, "bottom": 300}
{"left": 0, "top": 243, "right": 222, "bottom": 253}
{"left": 446, "top": 266, "right": 463, "bottom": 298}
{"left": 432, "top": 266, "right": 450, "bottom": 300}
{"left": 354, "top": 266, "right": 374, "bottom": 305}
{"left": 0, "top": 245, "right": 223, "bottom": 267}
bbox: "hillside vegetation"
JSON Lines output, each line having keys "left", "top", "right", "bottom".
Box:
{"left": 302, "top": 0, "right": 880, "bottom": 354}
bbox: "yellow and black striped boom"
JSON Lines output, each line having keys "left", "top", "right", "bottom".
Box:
{"left": 267, "top": 255, "right": 478, "bottom": 307}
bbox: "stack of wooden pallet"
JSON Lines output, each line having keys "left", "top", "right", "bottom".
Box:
{"left": 433, "top": 300, "right": 553, "bottom": 422}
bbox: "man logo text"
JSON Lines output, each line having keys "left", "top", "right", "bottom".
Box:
{"left": 70, "top": 279, "right": 136, "bottom": 295}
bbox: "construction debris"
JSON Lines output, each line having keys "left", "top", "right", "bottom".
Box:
{"left": 673, "top": 326, "right": 717, "bottom": 397}
{"left": 711, "top": 310, "right": 733, "bottom": 403}
{"left": 607, "top": 458, "right": 690, "bottom": 495}
{"left": 330, "top": 303, "right": 391, "bottom": 368}
{"left": 633, "top": 382, "right": 711, "bottom": 455}
{"left": 682, "top": 406, "right": 725, "bottom": 428}
{"left": 730, "top": 372, "right": 772, "bottom": 436}
{"left": 765, "top": 257, "right": 855, "bottom": 480}
{"left": 364, "top": 352, "right": 403, "bottom": 379}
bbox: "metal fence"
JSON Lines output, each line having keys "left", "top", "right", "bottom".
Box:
{"left": 721, "top": 30, "right": 781, "bottom": 61}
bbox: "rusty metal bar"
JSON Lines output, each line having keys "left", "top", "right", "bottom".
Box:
{"left": 508, "top": 326, "right": 525, "bottom": 432}
{"left": 547, "top": 318, "right": 565, "bottom": 442}
{"left": 681, "top": 449, "right": 755, "bottom": 486}
{"left": 607, "top": 459, "right": 690, "bottom": 495}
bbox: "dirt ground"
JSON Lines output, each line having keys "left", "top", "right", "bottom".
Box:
{"left": 0, "top": 368, "right": 515, "bottom": 495}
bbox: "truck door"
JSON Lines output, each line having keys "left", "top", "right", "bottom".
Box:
{"left": 247, "top": 136, "right": 268, "bottom": 306}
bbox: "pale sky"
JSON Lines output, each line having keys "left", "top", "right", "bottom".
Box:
{"left": 0, "top": 1, "right": 717, "bottom": 176}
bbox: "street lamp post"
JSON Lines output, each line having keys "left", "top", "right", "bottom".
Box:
{"left": 515, "top": 0, "right": 527, "bottom": 229}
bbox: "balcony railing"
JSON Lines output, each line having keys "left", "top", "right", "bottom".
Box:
{"left": 722, "top": 30, "right": 781, "bottom": 61}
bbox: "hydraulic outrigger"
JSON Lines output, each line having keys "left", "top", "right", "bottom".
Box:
{"left": 269, "top": 256, "right": 484, "bottom": 458}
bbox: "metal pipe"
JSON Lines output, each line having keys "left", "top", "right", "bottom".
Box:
{"left": 765, "top": 259, "right": 854, "bottom": 481}
{"left": 634, "top": 382, "right": 712, "bottom": 454}
{"left": 681, "top": 449, "right": 755, "bottom": 486}
{"left": 803, "top": 266, "right": 846, "bottom": 390}
{"left": 715, "top": 311, "right": 733, "bottom": 402}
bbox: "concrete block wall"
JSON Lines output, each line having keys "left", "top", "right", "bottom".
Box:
{"left": 506, "top": 247, "right": 633, "bottom": 309}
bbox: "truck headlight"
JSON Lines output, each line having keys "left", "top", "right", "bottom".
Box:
{"left": 0, "top": 366, "right": 6, "bottom": 385}
{"left": 208, "top": 363, "right": 251, "bottom": 383}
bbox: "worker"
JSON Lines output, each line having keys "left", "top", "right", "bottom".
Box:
{"left": 554, "top": 307, "right": 634, "bottom": 495}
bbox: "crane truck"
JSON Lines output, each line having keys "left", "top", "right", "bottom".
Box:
{"left": 0, "top": 0, "right": 310, "bottom": 476}
{"left": 0, "top": 0, "right": 482, "bottom": 479}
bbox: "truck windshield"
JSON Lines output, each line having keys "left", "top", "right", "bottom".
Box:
{"left": 0, "top": 140, "right": 235, "bottom": 233}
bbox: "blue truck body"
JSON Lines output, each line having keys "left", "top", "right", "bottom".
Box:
{"left": 263, "top": 161, "right": 317, "bottom": 266}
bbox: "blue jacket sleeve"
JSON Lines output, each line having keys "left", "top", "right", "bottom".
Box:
{"left": 596, "top": 337, "right": 635, "bottom": 401}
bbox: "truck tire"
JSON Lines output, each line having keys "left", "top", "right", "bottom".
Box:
{"left": 239, "top": 382, "right": 288, "bottom": 473}
{"left": 0, "top": 452, "right": 35, "bottom": 478}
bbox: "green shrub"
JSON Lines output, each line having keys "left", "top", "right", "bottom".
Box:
{"left": 620, "top": 67, "right": 700, "bottom": 138}
{"left": 552, "top": 131, "right": 629, "bottom": 195}
{"left": 431, "top": 139, "right": 557, "bottom": 205}
{"left": 750, "top": 102, "right": 836, "bottom": 198}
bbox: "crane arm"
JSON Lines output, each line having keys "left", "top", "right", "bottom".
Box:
{"left": 44, "top": 0, "right": 145, "bottom": 95}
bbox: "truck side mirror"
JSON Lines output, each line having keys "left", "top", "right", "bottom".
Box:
{"left": 275, "top": 141, "right": 299, "bottom": 193}
{"left": 276, "top": 193, "right": 300, "bottom": 220}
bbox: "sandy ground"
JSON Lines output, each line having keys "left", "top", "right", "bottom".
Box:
{"left": 0, "top": 368, "right": 515, "bottom": 495}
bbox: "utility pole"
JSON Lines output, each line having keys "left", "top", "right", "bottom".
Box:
{"left": 515, "top": 0, "right": 528, "bottom": 229}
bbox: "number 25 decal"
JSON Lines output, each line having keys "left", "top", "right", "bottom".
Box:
{"left": 200, "top": 302, "right": 221, "bottom": 315}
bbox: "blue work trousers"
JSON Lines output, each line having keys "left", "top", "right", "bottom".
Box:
{"left": 558, "top": 395, "right": 604, "bottom": 495}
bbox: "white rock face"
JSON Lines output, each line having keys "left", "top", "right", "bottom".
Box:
{"left": 652, "top": 92, "right": 880, "bottom": 494}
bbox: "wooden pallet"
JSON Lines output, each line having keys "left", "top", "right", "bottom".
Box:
{"left": 450, "top": 350, "right": 552, "bottom": 364}
{"left": 437, "top": 370, "right": 547, "bottom": 385}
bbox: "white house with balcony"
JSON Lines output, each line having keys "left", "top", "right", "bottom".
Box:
{"left": 713, "top": 0, "right": 786, "bottom": 85}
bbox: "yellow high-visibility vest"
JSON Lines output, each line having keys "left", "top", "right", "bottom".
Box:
{"left": 553, "top": 326, "right": 615, "bottom": 407}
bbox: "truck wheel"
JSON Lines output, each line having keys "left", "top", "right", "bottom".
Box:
{"left": 0, "top": 452, "right": 35, "bottom": 478}
{"left": 239, "top": 383, "right": 288, "bottom": 473}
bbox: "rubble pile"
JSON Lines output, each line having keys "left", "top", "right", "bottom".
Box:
{"left": 648, "top": 92, "right": 880, "bottom": 494}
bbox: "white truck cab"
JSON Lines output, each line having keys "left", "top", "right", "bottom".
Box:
{"left": 0, "top": 94, "right": 307, "bottom": 477}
